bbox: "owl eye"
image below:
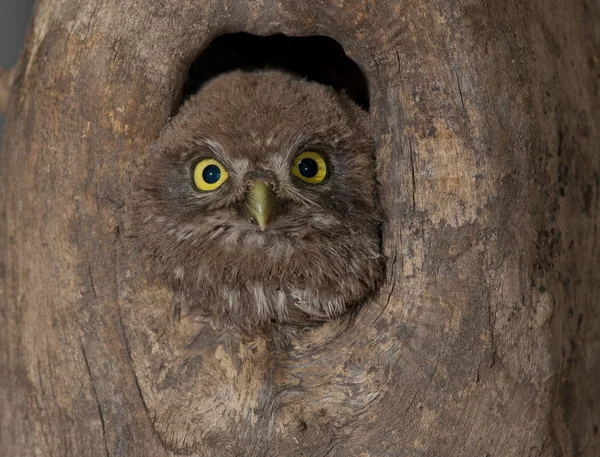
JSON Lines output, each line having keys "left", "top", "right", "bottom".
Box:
{"left": 292, "top": 151, "right": 328, "bottom": 184}
{"left": 193, "top": 158, "right": 229, "bottom": 191}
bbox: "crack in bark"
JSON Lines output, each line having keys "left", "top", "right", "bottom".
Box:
{"left": 401, "top": 387, "right": 419, "bottom": 419}
{"left": 322, "top": 434, "right": 337, "bottom": 457}
{"left": 85, "top": 0, "right": 100, "bottom": 34}
{"left": 88, "top": 266, "right": 97, "bottom": 297}
{"left": 110, "top": 37, "right": 123, "bottom": 64}
{"left": 393, "top": 45, "right": 401, "bottom": 73}
{"left": 81, "top": 343, "right": 110, "bottom": 457}
{"left": 64, "top": 1, "right": 82, "bottom": 53}
{"left": 374, "top": 252, "right": 398, "bottom": 322}
{"left": 455, "top": 72, "right": 466, "bottom": 113}
{"left": 408, "top": 138, "right": 417, "bottom": 211}
{"left": 488, "top": 287, "right": 497, "bottom": 368}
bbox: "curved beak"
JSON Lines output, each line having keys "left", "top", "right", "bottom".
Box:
{"left": 245, "top": 180, "right": 276, "bottom": 231}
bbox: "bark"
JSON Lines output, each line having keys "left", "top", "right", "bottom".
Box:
{"left": 1, "top": 1, "right": 599, "bottom": 456}
{"left": 0, "top": 67, "right": 15, "bottom": 114}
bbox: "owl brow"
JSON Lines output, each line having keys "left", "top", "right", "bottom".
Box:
{"left": 286, "top": 133, "right": 336, "bottom": 161}
{"left": 193, "top": 138, "right": 250, "bottom": 177}
{"left": 193, "top": 138, "right": 227, "bottom": 160}
{"left": 285, "top": 134, "right": 313, "bottom": 160}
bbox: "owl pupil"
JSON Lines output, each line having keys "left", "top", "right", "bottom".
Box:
{"left": 299, "top": 158, "right": 318, "bottom": 178}
{"left": 202, "top": 164, "right": 221, "bottom": 184}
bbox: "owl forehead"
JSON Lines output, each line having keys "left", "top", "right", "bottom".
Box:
{"left": 170, "top": 71, "right": 366, "bottom": 176}
{"left": 197, "top": 108, "right": 326, "bottom": 171}
{"left": 203, "top": 130, "right": 299, "bottom": 177}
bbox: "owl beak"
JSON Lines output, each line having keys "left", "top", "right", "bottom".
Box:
{"left": 245, "top": 180, "right": 276, "bottom": 231}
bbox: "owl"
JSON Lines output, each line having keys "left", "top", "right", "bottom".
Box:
{"left": 135, "top": 70, "right": 384, "bottom": 335}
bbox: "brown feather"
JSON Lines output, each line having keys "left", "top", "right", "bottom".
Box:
{"left": 134, "top": 70, "right": 385, "bottom": 335}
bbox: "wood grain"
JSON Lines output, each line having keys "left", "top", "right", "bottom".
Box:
{"left": 1, "top": 0, "right": 598, "bottom": 455}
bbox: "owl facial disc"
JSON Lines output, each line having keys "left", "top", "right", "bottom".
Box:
{"left": 135, "top": 71, "right": 384, "bottom": 331}
{"left": 245, "top": 180, "right": 276, "bottom": 231}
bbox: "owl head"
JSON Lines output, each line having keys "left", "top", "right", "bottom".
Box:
{"left": 135, "top": 70, "right": 384, "bottom": 333}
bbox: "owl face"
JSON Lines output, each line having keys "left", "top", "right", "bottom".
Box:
{"left": 136, "top": 71, "right": 384, "bottom": 331}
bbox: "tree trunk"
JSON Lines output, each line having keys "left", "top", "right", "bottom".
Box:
{"left": 1, "top": 1, "right": 598, "bottom": 456}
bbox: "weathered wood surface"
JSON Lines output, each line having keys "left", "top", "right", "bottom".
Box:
{"left": 1, "top": 1, "right": 598, "bottom": 456}
{"left": 0, "top": 67, "right": 15, "bottom": 114}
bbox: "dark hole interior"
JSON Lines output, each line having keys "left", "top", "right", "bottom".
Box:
{"left": 181, "top": 33, "right": 370, "bottom": 111}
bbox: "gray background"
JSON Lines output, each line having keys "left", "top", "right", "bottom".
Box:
{"left": 0, "top": 0, "right": 36, "bottom": 142}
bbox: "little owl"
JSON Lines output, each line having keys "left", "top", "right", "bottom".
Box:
{"left": 135, "top": 70, "right": 384, "bottom": 334}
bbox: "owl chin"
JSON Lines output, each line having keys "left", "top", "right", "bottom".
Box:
{"left": 181, "top": 223, "right": 386, "bottom": 333}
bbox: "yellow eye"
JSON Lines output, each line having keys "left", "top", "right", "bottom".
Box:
{"left": 193, "top": 159, "right": 229, "bottom": 191}
{"left": 292, "top": 151, "right": 328, "bottom": 184}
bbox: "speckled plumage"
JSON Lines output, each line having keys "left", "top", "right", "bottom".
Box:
{"left": 135, "top": 70, "right": 384, "bottom": 334}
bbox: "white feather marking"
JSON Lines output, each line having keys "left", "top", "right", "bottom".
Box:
{"left": 174, "top": 267, "right": 185, "bottom": 280}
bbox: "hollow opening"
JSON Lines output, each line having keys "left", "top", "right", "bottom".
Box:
{"left": 180, "top": 33, "right": 369, "bottom": 111}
